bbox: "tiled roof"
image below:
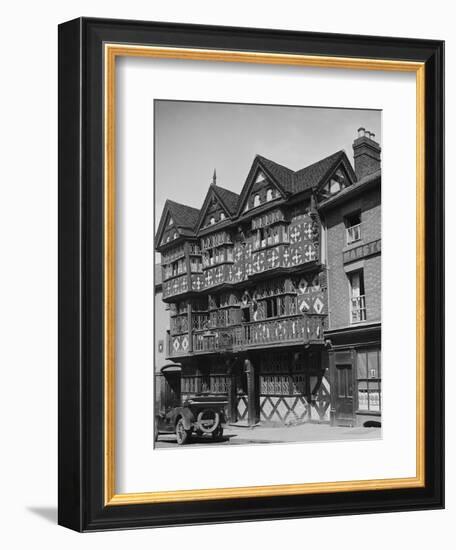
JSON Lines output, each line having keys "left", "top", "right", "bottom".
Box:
{"left": 254, "top": 151, "right": 350, "bottom": 195}
{"left": 213, "top": 185, "right": 240, "bottom": 215}
{"left": 318, "top": 168, "right": 380, "bottom": 209}
{"left": 256, "top": 155, "right": 295, "bottom": 193}
{"left": 357, "top": 169, "right": 381, "bottom": 185}
{"left": 292, "top": 150, "right": 346, "bottom": 193}
{"left": 157, "top": 149, "right": 361, "bottom": 246}
{"left": 167, "top": 200, "right": 200, "bottom": 231}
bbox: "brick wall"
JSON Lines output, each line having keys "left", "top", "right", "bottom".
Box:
{"left": 324, "top": 185, "right": 381, "bottom": 330}
{"left": 354, "top": 153, "right": 381, "bottom": 181}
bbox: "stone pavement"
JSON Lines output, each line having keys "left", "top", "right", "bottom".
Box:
{"left": 155, "top": 422, "right": 381, "bottom": 449}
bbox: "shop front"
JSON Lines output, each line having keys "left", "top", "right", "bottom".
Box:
{"left": 327, "top": 324, "right": 381, "bottom": 427}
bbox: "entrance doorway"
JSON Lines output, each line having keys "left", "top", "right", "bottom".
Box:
{"left": 334, "top": 364, "right": 354, "bottom": 426}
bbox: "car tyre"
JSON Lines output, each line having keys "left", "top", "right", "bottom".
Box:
{"left": 176, "top": 418, "right": 192, "bottom": 445}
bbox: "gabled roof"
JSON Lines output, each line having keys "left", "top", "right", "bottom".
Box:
{"left": 155, "top": 199, "right": 200, "bottom": 246}
{"left": 195, "top": 184, "right": 240, "bottom": 231}
{"left": 292, "top": 150, "right": 350, "bottom": 193}
{"left": 236, "top": 155, "right": 293, "bottom": 216}
{"left": 167, "top": 200, "right": 200, "bottom": 230}
{"left": 318, "top": 168, "right": 380, "bottom": 210}
{"left": 212, "top": 185, "right": 240, "bottom": 216}
{"left": 236, "top": 152, "right": 358, "bottom": 217}
{"left": 155, "top": 149, "right": 365, "bottom": 248}
{"left": 256, "top": 155, "right": 295, "bottom": 193}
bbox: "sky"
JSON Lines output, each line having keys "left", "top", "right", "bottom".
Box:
{"left": 154, "top": 100, "right": 381, "bottom": 227}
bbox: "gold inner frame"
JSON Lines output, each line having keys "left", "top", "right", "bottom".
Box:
{"left": 104, "top": 44, "right": 426, "bottom": 506}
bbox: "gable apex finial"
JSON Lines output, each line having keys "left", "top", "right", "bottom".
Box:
{"left": 212, "top": 168, "right": 217, "bottom": 186}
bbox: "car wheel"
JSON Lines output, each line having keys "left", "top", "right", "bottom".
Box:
{"left": 176, "top": 418, "right": 191, "bottom": 445}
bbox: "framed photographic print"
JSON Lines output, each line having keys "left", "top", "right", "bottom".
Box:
{"left": 58, "top": 17, "right": 444, "bottom": 531}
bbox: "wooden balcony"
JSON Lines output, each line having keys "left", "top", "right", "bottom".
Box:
{"left": 233, "top": 314, "right": 325, "bottom": 349}
{"left": 193, "top": 327, "right": 236, "bottom": 353}
{"left": 188, "top": 264, "right": 239, "bottom": 293}
{"left": 162, "top": 274, "right": 189, "bottom": 300}
{"left": 167, "top": 314, "right": 325, "bottom": 358}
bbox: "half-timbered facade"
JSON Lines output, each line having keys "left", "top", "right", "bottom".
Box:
{"left": 155, "top": 130, "right": 381, "bottom": 427}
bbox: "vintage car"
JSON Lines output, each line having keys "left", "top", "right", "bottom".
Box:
{"left": 155, "top": 363, "right": 227, "bottom": 445}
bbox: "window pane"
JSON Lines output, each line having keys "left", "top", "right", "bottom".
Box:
{"left": 357, "top": 352, "right": 367, "bottom": 378}
{"left": 350, "top": 272, "right": 360, "bottom": 296}
{"left": 368, "top": 390, "right": 381, "bottom": 411}
{"left": 330, "top": 179, "right": 341, "bottom": 193}
{"left": 368, "top": 381, "right": 380, "bottom": 390}
{"left": 358, "top": 380, "right": 368, "bottom": 390}
{"left": 367, "top": 350, "right": 379, "bottom": 378}
{"left": 358, "top": 390, "right": 368, "bottom": 410}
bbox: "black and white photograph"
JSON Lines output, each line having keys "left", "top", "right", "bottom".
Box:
{"left": 154, "top": 100, "right": 382, "bottom": 448}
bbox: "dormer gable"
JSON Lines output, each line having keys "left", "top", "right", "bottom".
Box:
{"left": 155, "top": 199, "right": 200, "bottom": 250}
{"left": 237, "top": 155, "right": 292, "bottom": 216}
{"left": 196, "top": 184, "right": 240, "bottom": 232}
{"left": 315, "top": 155, "right": 357, "bottom": 201}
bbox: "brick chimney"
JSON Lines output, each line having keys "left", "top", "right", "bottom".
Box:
{"left": 353, "top": 127, "right": 381, "bottom": 180}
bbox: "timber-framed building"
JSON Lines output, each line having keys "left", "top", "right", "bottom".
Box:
{"left": 155, "top": 129, "right": 381, "bottom": 428}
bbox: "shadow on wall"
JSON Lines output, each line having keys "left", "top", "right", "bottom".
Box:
{"left": 27, "top": 506, "right": 57, "bottom": 524}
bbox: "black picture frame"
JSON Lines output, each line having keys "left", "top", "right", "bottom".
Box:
{"left": 58, "top": 17, "right": 444, "bottom": 532}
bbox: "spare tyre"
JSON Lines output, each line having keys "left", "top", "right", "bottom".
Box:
{"left": 197, "top": 409, "right": 220, "bottom": 434}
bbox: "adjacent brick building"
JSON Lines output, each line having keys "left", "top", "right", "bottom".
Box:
{"left": 155, "top": 128, "right": 381, "bottom": 428}
{"left": 319, "top": 128, "right": 381, "bottom": 427}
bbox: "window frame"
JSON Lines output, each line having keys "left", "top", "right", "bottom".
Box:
{"left": 345, "top": 211, "right": 362, "bottom": 245}
{"left": 356, "top": 348, "right": 382, "bottom": 413}
{"left": 348, "top": 269, "right": 367, "bottom": 323}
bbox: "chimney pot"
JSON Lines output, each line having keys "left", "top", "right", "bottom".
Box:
{"left": 353, "top": 128, "right": 381, "bottom": 179}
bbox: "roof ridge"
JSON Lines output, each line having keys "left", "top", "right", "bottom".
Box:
{"left": 166, "top": 199, "right": 200, "bottom": 230}
{"left": 213, "top": 184, "right": 240, "bottom": 197}
{"left": 167, "top": 198, "right": 200, "bottom": 211}
{"left": 292, "top": 150, "right": 347, "bottom": 194}
{"left": 211, "top": 184, "right": 240, "bottom": 216}
{"left": 294, "top": 150, "right": 345, "bottom": 175}
{"left": 257, "top": 154, "right": 295, "bottom": 174}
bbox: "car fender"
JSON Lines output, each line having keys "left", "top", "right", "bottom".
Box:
{"left": 173, "top": 407, "right": 195, "bottom": 430}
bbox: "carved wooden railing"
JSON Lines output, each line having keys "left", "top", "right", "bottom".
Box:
{"left": 167, "top": 314, "right": 325, "bottom": 357}
{"left": 233, "top": 314, "right": 325, "bottom": 348}
{"left": 192, "top": 327, "right": 235, "bottom": 353}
